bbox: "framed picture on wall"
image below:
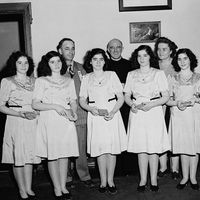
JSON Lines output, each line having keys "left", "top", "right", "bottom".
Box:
{"left": 119, "top": 0, "right": 172, "bottom": 12}
{"left": 129, "top": 21, "right": 161, "bottom": 43}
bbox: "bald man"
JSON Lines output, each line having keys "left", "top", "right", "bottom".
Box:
{"left": 107, "top": 39, "right": 132, "bottom": 85}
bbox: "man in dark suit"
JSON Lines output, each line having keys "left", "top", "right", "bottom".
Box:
{"left": 57, "top": 38, "right": 94, "bottom": 188}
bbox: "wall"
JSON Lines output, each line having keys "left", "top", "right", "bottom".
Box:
{"left": 1, "top": 0, "right": 200, "bottom": 71}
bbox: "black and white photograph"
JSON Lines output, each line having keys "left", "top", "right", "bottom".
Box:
{"left": 0, "top": 1, "right": 200, "bottom": 200}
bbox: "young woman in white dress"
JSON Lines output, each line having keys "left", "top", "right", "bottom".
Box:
{"left": 154, "top": 37, "right": 180, "bottom": 179}
{"left": 167, "top": 48, "right": 200, "bottom": 190}
{"left": 32, "top": 51, "right": 79, "bottom": 199}
{"left": 79, "top": 48, "right": 127, "bottom": 194}
{"left": 0, "top": 51, "right": 41, "bottom": 199}
{"left": 124, "top": 45, "right": 170, "bottom": 192}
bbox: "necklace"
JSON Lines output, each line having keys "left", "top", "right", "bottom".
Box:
{"left": 13, "top": 76, "right": 33, "bottom": 91}
{"left": 139, "top": 68, "right": 152, "bottom": 82}
{"left": 179, "top": 72, "right": 193, "bottom": 83}
{"left": 93, "top": 72, "right": 105, "bottom": 85}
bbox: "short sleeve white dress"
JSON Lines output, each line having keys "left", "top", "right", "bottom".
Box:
{"left": 168, "top": 73, "right": 200, "bottom": 155}
{"left": 33, "top": 76, "right": 79, "bottom": 160}
{"left": 0, "top": 77, "right": 41, "bottom": 166}
{"left": 124, "top": 68, "right": 170, "bottom": 154}
{"left": 79, "top": 71, "right": 127, "bottom": 157}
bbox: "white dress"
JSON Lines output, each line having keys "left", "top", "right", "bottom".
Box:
{"left": 0, "top": 77, "right": 41, "bottom": 166}
{"left": 33, "top": 76, "right": 79, "bottom": 160}
{"left": 169, "top": 73, "right": 200, "bottom": 155}
{"left": 79, "top": 71, "right": 127, "bottom": 157}
{"left": 124, "top": 68, "right": 170, "bottom": 154}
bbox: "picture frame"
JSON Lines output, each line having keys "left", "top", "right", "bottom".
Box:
{"left": 129, "top": 21, "right": 161, "bottom": 43}
{"left": 119, "top": 0, "right": 172, "bottom": 12}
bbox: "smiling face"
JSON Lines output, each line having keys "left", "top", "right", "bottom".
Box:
{"left": 48, "top": 56, "right": 62, "bottom": 74}
{"left": 16, "top": 56, "right": 29, "bottom": 75}
{"left": 107, "top": 39, "right": 123, "bottom": 60}
{"left": 59, "top": 40, "right": 75, "bottom": 62}
{"left": 90, "top": 53, "right": 105, "bottom": 71}
{"left": 137, "top": 50, "right": 150, "bottom": 68}
{"left": 157, "top": 42, "right": 172, "bottom": 60}
{"left": 177, "top": 53, "right": 191, "bottom": 71}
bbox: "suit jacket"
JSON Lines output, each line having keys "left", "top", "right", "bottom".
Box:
{"left": 64, "top": 61, "right": 87, "bottom": 125}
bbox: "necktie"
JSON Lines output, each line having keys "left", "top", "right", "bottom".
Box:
{"left": 68, "top": 64, "right": 74, "bottom": 78}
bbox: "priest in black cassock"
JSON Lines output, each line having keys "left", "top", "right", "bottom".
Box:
{"left": 107, "top": 38, "right": 137, "bottom": 176}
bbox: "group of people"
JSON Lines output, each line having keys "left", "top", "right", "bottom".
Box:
{"left": 0, "top": 36, "right": 200, "bottom": 200}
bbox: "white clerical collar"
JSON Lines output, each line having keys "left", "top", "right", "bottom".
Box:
{"left": 111, "top": 57, "right": 122, "bottom": 61}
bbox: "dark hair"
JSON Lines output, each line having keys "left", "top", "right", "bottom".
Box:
{"left": 172, "top": 48, "right": 198, "bottom": 72}
{"left": 56, "top": 38, "right": 75, "bottom": 51}
{"left": 154, "top": 37, "right": 178, "bottom": 59}
{"left": 37, "top": 51, "right": 67, "bottom": 77}
{"left": 83, "top": 48, "right": 108, "bottom": 73}
{"left": 0, "top": 51, "right": 34, "bottom": 78}
{"left": 131, "top": 45, "right": 159, "bottom": 70}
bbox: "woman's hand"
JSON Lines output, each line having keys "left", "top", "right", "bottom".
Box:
{"left": 104, "top": 111, "right": 115, "bottom": 121}
{"left": 18, "top": 111, "right": 26, "bottom": 118}
{"left": 130, "top": 103, "right": 138, "bottom": 113}
{"left": 54, "top": 104, "right": 68, "bottom": 116}
{"left": 89, "top": 106, "right": 99, "bottom": 116}
{"left": 70, "top": 112, "right": 78, "bottom": 121}
{"left": 177, "top": 101, "right": 187, "bottom": 111}
{"left": 189, "top": 98, "right": 196, "bottom": 106}
{"left": 23, "top": 111, "right": 37, "bottom": 120}
{"left": 140, "top": 102, "right": 153, "bottom": 112}
{"left": 65, "top": 109, "right": 78, "bottom": 121}
{"left": 194, "top": 92, "right": 200, "bottom": 103}
{"left": 195, "top": 97, "right": 200, "bottom": 104}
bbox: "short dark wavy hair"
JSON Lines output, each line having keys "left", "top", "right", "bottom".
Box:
{"left": 56, "top": 38, "right": 75, "bottom": 52}
{"left": 172, "top": 48, "right": 198, "bottom": 72}
{"left": 154, "top": 37, "right": 178, "bottom": 59}
{"left": 131, "top": 45, "right": 159, "bottom": 70}
{"left": 83, "top": 48, "right": 108, "bottom": 73}
{"left": 37, "top": 51, "right": 67, "bottom": 77}
{"left": 0, "top": 51, "right": 34, "bottom": 78}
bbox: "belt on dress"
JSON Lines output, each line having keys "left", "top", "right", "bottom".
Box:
{"left": 150, "top": 96, "right": 160, "bottom": 101}
{"left": 132, "top": 96, "right": 160, "bottom": 101}
{"left": 8, "top": 105, "right": 22, "bottom": 108}
{"left": 88, "top": 97, "right": 117, "bottom": 104}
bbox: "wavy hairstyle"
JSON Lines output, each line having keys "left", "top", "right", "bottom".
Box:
{"left": 56, "top": 38, "right": 75, "bottom": 51}
{"left": 83, "top": 48, "right": 108, "bottom": 73}
{"left": 172, "top": 48, "right": 198, "bottom": 72}
{"left": 154, "top": 37, "right": 178, "bottom": 59}
{"left": 130, "top": 45, "right": 159, "bottom": 70}
{"left": 37, "top": 51, "right": 67, "bottom": 77}
{"left": 0, "top": 51, "right": 34, "bottom": 78}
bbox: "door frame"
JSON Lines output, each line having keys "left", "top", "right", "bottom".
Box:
{"left": 0, "top": 2, "right": 32, "bottom": 56}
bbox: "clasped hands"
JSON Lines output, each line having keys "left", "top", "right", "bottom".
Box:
{"left": 19, "top": 111, "right": 39, "bottom": 120}
{"left": 177, "top": 98, "right": 195, "bottom": 111}
{"left": 131, "top": 101, "right": 153, "bottom": 113}
{"left": 55, "top": 105, "right": 77, "bottom": 121}
{"left": 90, "top": 106, "right": 114, "bottom": 121}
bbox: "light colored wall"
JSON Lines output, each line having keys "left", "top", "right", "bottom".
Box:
{"left": 1, "top": 0, "right": 200, "bottom": 71}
